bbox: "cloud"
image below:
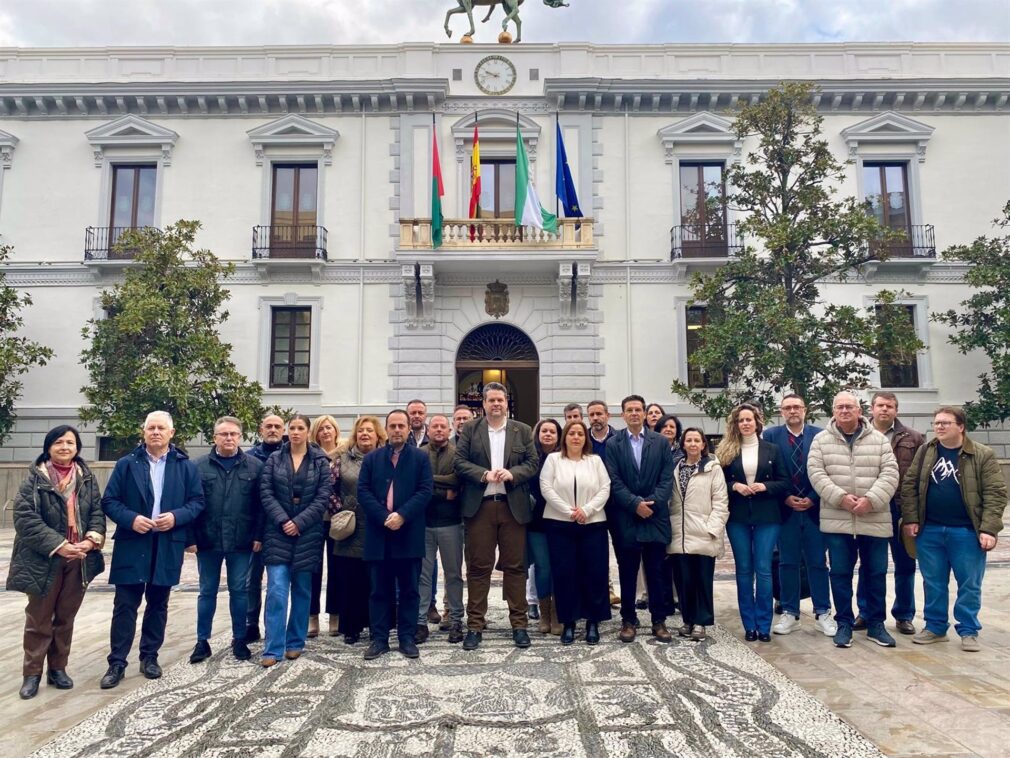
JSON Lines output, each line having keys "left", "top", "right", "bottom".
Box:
{"left": 0, "top": 0, "right": 1006, "bottom": 46}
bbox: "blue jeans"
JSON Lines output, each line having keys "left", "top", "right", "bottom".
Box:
{"left": 778, "top": 508, "right": 831, "bottom": 617}
{"left": 196, "top": 550, "right": 252, "bottom": 642}
{"left": 917, "top": 524, "right": 987, "bottom": 637}
{"left": 857, "top": 502, "right": 917, "bottom": 621}
{"left": 726, "top": 522, "right": 781, "bottom": 634}
{"left": 526, "top": 529, "right": 553, "bottom": 598}
{"left": 262, "top": 564, "right": 313, "bottom": 660}
{"left": 824, "top": 533, "right": 888, "bottom": 626}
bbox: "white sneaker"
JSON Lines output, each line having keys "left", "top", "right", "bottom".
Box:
{"left": 773, "top": 614, "right": 800, "bottom": 635}
{"left": 815, "top": 613, "right": 838, "bottom": 636}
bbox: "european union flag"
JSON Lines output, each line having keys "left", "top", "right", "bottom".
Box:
{"left": 555, "top": 121, "right": 583, "bottom": 222}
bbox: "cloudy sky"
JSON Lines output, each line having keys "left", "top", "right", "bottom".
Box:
{"left": 0, "top": 0, "right": 1007, "bottom": 47}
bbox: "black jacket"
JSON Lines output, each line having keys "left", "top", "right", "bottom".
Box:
{"left": 724, "top": 440, "right": 790, "bottom": 525}
{"left": 193, "top": 449, "right": 264, "bottom": 552}
{"left": 259, "top": 443, "right": 331, "bottom": 572}
{"left": 7, "top": 461, "right": 106, "bottom": 596}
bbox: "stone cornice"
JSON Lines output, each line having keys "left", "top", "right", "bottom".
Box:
{"left": 542, "top": 78, "right": 1010, "bottom": 113}
{"left": 0, "top": 79, "right": 450, "bottom": 119}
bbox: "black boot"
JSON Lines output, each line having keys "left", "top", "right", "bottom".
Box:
{"left": 19, "top": 675, "right": 41, "bottom": 699}
{"left": 560, "top": 623, "right": 575, "bottom": 645}
{"left": 585, "top": 621, "right": 600, "bottom": 645}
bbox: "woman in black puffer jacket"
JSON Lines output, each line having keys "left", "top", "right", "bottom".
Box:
{"left": 259, "top": 415, "right": 332, "bottom": 666}
{"left": 7, "top": 425, "right": 106, "bottom": 699}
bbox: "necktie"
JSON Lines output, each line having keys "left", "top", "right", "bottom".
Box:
{"left": 386, "top": 448, "right": 400, "bottom": 512}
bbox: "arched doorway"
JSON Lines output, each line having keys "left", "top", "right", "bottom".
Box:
{"left": 455, "top": 323, "right": 539, "bottom": 426}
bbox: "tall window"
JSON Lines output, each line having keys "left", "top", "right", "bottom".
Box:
{"left": 271, "top": 164, "right": 318, "bottom": 251}
{"left": 876, "top": 304, "right": 919, "bottom": 388}
{"left": 686, "top": 305, "right": 726, "bottom": 388}
{"left": 270, "top": 307, "right": 312, "bottom": 388}
{"left": 679, "top": 162, "right": 727, "bottom": 256}
{"left": 110, "top": 165, "right": 157, "bottom": 228}
{"left": 864, "top": 162, "right": 913, "bottom": 257}
{"left": 477, "top": 159, "right": 516, "bottom": 218}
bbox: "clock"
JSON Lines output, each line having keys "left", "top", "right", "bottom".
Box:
{"left": 474, "top": 55, "right": 517, "bottom": 96}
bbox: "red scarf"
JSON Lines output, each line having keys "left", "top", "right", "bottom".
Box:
{"left": 45, "top": 461, "right": 79, "bottom": 544}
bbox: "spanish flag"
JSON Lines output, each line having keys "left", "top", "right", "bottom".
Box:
{"left": 468, "top": 116, "right": 481, "bottom": 240}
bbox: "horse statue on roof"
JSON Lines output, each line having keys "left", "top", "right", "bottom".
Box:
{"left": 444, "top": 0, "right": 569, "bottom": 44}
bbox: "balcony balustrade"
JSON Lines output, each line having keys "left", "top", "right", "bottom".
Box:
{"left": 399, "top": 217, "right": 594, "bottom": 251}
{"left": 84, "top": 226, "right": 155, "bottom": 260}
{"left": 670, "top": 223, "right": 743, "bottom": 260}
{"left": 871, "top": 224, "right": 936, "bottom": 258}
{"left": 252, "top": 225, "right": 328, "bottom": 260}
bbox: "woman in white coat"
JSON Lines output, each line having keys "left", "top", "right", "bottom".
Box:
{"left": 540, "top": 420, "right": 612, "bottom": 645}
{"left": 668, "top": 427, "right": 729, "bottom": 641}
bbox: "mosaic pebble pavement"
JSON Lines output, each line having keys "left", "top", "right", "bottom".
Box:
{"left": 32, "top": 601, "right": 882, "bottom": 758}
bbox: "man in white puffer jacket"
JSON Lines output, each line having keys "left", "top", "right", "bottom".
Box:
{"left": 808, "top": 391, "right": 899, "bottom": 650}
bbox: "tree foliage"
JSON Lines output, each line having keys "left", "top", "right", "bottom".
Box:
{"left": 671, "top": 82, "right": 922, "bottom": 420}
{"left": 0, "top": 244, "right": 55, "bottom": 445}
{"left": 934, "top": 201, "right": 1010, "bottom": 429}
{"left": 79, "top": 221, "right": 264, "bottom": 446}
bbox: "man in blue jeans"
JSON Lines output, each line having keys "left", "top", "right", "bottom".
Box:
{"left": 191, "top": 416, "right": 264, "bottom": 663}
{"left": 901, "top": 406, "right": 1007, "bottom": 652}
{"left": 764, "top": 394, "right": 835, "bottom": 637}
{"left": 856, "top": 392, "right": 925, "bottom": 635}
{"left": 808, "top": 391, "right": 898, "bottom": 649}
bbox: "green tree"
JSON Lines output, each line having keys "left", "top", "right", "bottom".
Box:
{"left": 0, "top": 244, "right": 55, "bottom": 445}
{"left": 934, "top": 201, "right": 1010, "bottom": 429}
{"left": 671, "top": 82, "right": 921, "bottom": 420}
{"left": 79, "top": 221, "right": 264, "bottom": 447}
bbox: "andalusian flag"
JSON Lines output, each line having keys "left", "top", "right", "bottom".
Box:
{"left": 431, "top": 115, "right": 444, "bottom": 249}
{"left": 514, "top": 117, "right": 557, "bottom": 233}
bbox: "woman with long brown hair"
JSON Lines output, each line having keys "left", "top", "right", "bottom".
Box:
{"left": 717, "top": 403, "right": 788, "bottom": 642}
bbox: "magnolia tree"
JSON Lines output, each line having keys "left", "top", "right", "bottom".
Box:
{"left": 80, "top": 221, "right": 264, "bottom": 447}
{"left": 672, "top": 82, "right": 921, "bottom": 420}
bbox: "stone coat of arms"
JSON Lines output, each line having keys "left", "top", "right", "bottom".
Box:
{"left": 485, "top": 280, "right": 509, "bottom": 319}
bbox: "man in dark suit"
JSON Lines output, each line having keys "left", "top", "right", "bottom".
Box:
{"left": 454, "top": 382, "right": 539, "bottom": 650}
{"left": 763, "top": 393, "right": 834, "bottom": 637}
{"left": 357, "top": 409, "right": 434, "bottom": 660}
{"left": 605, "top": 395, "right": 675, "bottom": 643}
{"left": 100, "top": 411, "right": 205, "bottom": 688}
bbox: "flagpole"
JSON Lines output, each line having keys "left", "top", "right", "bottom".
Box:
{"left": 555, "top": 111, "right": 560, "bottom": 219}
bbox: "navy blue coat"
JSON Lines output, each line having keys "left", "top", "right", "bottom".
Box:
{"left": 259, "top": 443, "right": 331, "bottom": 573}
{"left": 723, "top": 440, "right": 790, "bottom": 525}
{"left": 604, "top": 429, "right": 675, "bottom": 547}
{"left": 102, "top": 445, "right": 205, "bottom": 587}
{"left": 763, "top": 423, "right": 824, "bottom": 518}
{"left": 357, "top": 444, "right": 433, "bottom": 561}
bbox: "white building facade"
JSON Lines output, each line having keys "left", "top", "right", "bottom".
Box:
{"left": 1, "top": 42, "right": 1008, "bottom": 461}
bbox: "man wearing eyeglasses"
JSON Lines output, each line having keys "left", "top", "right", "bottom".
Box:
{"left": 900, "top": 406, "right": 1007, "bottom": 653}
{"left": 808, "top": 391, "right": 899, "bottom": 649}
{"left": 190, "top": 416, "right": 264, "bottom": 663}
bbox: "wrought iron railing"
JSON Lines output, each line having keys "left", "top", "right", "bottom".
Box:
{"left": 252, "top": 225, "right": 328, "bottom": 260}
{"left": 870, "top": 224, "right": 936, "bottom": 258}
{"left": 670, "top": 223, "right": 742, "bottom": 260}
{"left": 84, "top": 226, "right": 155, "bottom": 260}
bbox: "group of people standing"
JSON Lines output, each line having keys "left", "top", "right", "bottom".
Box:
{"left": 7, "top": 385, "right": 1006, "bottom": 700}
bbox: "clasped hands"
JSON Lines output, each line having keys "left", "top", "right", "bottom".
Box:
{"left": 132, "top": 512, "right": 176, "bottom": 533}
{"left": 56, "top": 539, "right": 97, "bottom": 560}
{"left": 733, "top": 482, "right": 768, "bottom": 497}
{"left": 484, "top": 468, "right": 514, "bottom": 484}
{"left": 840, "top": 493, "right": 872, "bottom": 516}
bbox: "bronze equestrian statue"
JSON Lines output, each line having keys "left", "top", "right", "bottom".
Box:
{"left": 444, "top": 0, "right": 569, "bottom": 44}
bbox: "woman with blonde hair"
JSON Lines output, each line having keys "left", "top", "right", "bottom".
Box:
{"left": 717, "top": 403, "right": 788, "bottom": 642}
{"left": 308, "top": 414, "right": 345, "bottom": 637}
{"left": 331, "top": 415, "right": 387, "bottom": 644}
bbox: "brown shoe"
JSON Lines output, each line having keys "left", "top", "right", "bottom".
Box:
{"left": 896, "top": 619, "right": 916, "bottom": 635}
{"left": 677, "top": 623, "right": 692, "bottom": 638}
{"left": 609, "top": 591, "right": 622, "bottom": 607}
{"left": 618, "top": 622, "right": 637, "bottom": 643}
{"left": 439, "top": 610, "right": 452, "bottom": 631}
{"left": 537, "top": 596, "right": 553, "bottom": 635}
{"left": 329, "top": 615, "right": 340, "bottom": 637}
{"left": 307, "top": 615, "right": 319, "bottom": 639}
{"left": 652, "top": 622, "right": 673, "bottom": 643}
{"left": 427, "top": 605, "right": 441, "bottom": 624}
{"left": 284, "top": 650, "right": 302, "bottom": 660}
{"left": 852, "top": 615, "right": 867, "bottom": 631}
{"left": 260, "top": 657, "right": 278, "bottom": 668}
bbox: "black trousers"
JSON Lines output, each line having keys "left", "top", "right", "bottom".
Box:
{"left": 334, "top": 556, "right": 370, "bottom": 636}
{"left": 671, "top": 553, "right": 716, "bottom": 627}
{"left": 246, "top": 549, "right": 265, "bottom": 630}
{"left": 614, "top": 541, "right": 668, "bottom": 625}
{"left": 544, "top": 520, "right": 612, "bottom": 624}
{"left": 368, "top": 557, "right": 421, "bottom": 646}
{"left": 310, "top": 536, "right": 341, "bottom": 616}
{"left": 108, "top": 583, "right": 172, "bottom": 666}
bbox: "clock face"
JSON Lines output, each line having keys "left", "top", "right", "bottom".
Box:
{"left": 475, "top": 55, "right": 517, "bottom": 96}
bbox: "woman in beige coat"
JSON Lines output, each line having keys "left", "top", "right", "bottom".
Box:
{"left": 668, "top": 427, "right": 729, "bottom": 641}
